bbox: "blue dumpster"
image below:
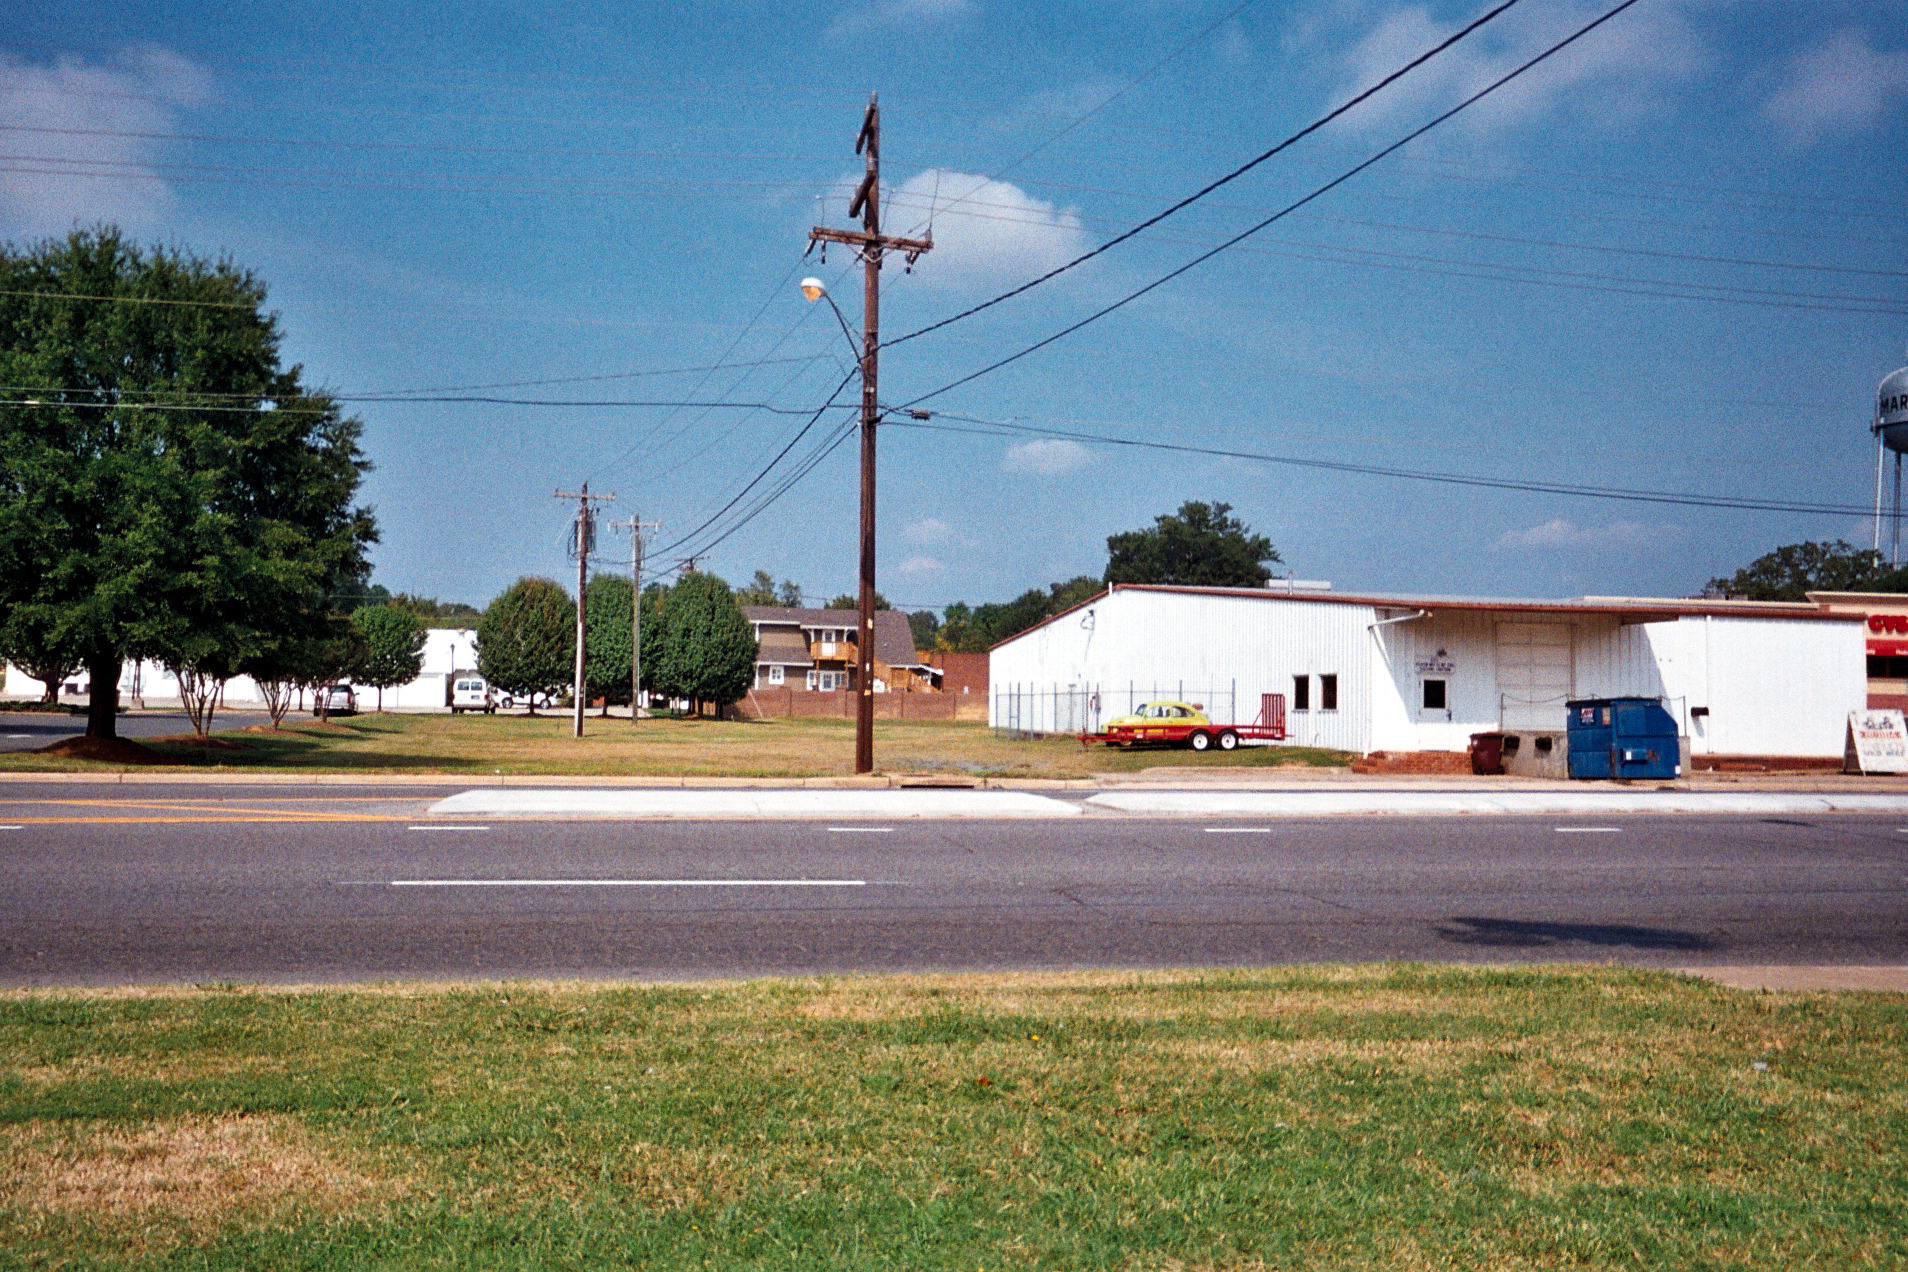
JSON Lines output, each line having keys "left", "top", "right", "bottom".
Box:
{"left": 1565, "top": 697, "right": 1681, "bottom": 780}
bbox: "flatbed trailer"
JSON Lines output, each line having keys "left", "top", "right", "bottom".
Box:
{"left": 1079, "top": 693, "right": 1287, "bottom": 752}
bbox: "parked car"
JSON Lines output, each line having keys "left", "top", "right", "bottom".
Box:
{"left": 312, "top": 684, "right": 357, "bottom": 716}
{"left": 449, "top": 674, "right": 495, "bottom": 714}
{"left": 496, "top": 689, "right": 556, "bottom": 711}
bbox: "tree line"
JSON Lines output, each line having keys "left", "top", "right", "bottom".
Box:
{"left": 475, "top": 571, "right": 758, "bottom": 716}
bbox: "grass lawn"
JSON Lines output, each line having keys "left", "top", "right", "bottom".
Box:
{"left": 0, "top": 713, "right": 1352, "bottom": 778}
{"left": 0, "top": 966, "right": 1901, "bottom": 1269}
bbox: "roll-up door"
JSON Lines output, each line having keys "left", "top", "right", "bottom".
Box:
{"left": 1496, "top": 622, "right": 1573, "bottom": 730}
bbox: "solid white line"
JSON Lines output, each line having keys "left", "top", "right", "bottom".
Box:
{"left": 828, "top": 826, "right": 893, "bottom": 833}
{"left": 0, "top": 824, "right": 22, "bottom": 830}
{"left": 1205, "top": 827, "right": 1275, "bottom": 834}
{"left": 389, "top": 878, "right": 869, "bottom": 888}
{"left": 1556, "top": 827, "right": 1622, "bottom": 833}
{"left": 409, "top": 825, "right": 490, "bottom": 831}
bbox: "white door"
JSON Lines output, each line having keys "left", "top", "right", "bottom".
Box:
{"left": 1496, "top": 623, "right": 1574, "bottom": 730}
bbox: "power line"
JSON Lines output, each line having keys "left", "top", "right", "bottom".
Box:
{"left": 902, "top": 409, "right": 1892, "bottom": 520}
{"left": 882, "top": 0, "right": 1527, "bottom": 349}
{"left": 647, "top": 369, "right": 860, "bottom": 559}
{"left": 896, "top": 0, "right": 1651, "bottom": 410}
{"left": 867, "top": 191, "right": 1908, "bottom": 314}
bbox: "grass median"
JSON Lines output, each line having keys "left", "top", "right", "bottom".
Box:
{"left": 0, "top": 713, "right": 1352, "bottom": 778}
{"left": 1, "top": 966, "right": 1902, "bottom": 1268}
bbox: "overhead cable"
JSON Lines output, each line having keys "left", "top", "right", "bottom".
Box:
{"left": 883, "top": 0, "right": 1528, "bottom": 349}
{"left": 901, "top": 409, "right": 1888, "bottom": 519}
{"left": 896, "top": 0, "right": 1650, "bottom": 410}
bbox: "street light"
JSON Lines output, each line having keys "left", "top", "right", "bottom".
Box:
{"left": 801, "top": 276, "right": 862, "bottom": 363}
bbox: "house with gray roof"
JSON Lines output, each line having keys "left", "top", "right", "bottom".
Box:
{"left": 742, "top": 607, "right": 936, "bottom": 693}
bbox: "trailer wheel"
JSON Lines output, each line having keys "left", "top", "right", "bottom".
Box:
{"left": 1188, "top": 730, "right": 1212, "bottom": 752}
{"left": 1217, "top": 730, "right": 1239, "bottom": 751}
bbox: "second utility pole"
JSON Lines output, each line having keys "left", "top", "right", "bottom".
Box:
{"left": 809, "top": 93, "right": 931, "bottom": 774}
{"left": 556, "top": 482, "right": 613, "bottom": 738}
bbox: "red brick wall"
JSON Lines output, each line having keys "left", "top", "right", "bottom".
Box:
{"left": 732, "top": 689, "right": 958, "bottom": 721}
{"left": 925, "top": 651, "right": 989, "bottom": 698}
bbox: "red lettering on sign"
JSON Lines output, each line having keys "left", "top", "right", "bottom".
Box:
{"left": 1872, "top": 616, "right": 1887, "bottom": 632}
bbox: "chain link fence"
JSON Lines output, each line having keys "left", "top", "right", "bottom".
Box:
{"left": 991, "top": 682, "right": 1242, "bottom": 739}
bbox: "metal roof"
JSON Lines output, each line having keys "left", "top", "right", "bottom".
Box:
{"left": 990, "top": 582, "right": 1858, "bottom": 651}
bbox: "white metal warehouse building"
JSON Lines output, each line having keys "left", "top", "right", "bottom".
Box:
{"left": 988, "top": 584, "right": 1866, "bottom": 761}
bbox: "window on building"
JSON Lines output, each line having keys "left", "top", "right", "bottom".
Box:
{"left": 1869, "top": 655, "right": 1908, "bottom": 678}
{"left": 1422, "top": 679, "right": 1447, "bottom": 711}
{"left": 1292, "top": 675, "right": 1310, "bottom": 711}
{"left": 806, "top": 670, "right": 818, "bottom": 690}
{"left": 768, "top": 664, "right": 785, "bottom": 685}
{"left": 1320, "top": 674, "right": 1338, "bottom": 711}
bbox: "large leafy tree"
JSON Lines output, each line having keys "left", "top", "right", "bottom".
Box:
{"left": 638, "top": 581, "right": 670, "bottom": 706}
{"left": 476, "top": 577, "right": 573, "bottom": 713}
{"left": 0, "top": 227, "right": 375, "bottom": 738}
{"left": 1104, "top": 500, "right": 1278, "bottom": 588}
{"left": 584, "top": 574, "right": 635, "bottom": 713}
{"left": 0, "top": 609, "right": 80, "bottom": 706}
{"left": 1707, "top": 540, "right": 1889, "bottom": 601}
{"left": 657, "top": 573, "right": 757, "bottom": 715}
{"left": 352, "top": 603, "right": 427, "bottom": 711}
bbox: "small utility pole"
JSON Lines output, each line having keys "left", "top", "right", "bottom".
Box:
{"left": 809, "top": 93, "right": 931, "bottom": 774}
{"left": 610, "top": 515, "right": 659, "bottom": 724}
{"left": 555, "top": 482, "right": 614, "bottom": 738}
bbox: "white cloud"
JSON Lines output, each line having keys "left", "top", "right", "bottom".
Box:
{"left": 827, "top": 0, "right": 974, "bottom": 41}
{"left": 1495, "top": 518, "right": 1651, "bottom": 551}
{"left": 1302, "top": 1, "right": 1707, "bottom": 136}
{"left": 872, "top": 168, "right": 1091, "bottom": 291}
{"left": 904, "top": 516, "right": 954, "bottom": 545}
{"left": 0, "top": 46, "right": 213, "bottom": 235}
{"left": 895, "top": 555, "right": 945, "bottom": 577}
{"left": 1764, "top": 31, "right": 1908, "bottom": 144}
{"left": 1003, "top": 438, "right": 1091, "bottom": 476}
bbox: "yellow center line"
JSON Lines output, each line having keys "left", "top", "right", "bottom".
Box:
{"left": 4, "top": 814, "right": 413, "bottom": 824}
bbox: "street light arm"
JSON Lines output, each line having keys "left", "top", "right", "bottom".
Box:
{"left": 821, "top": 290, "right": 862, "bottom": 367}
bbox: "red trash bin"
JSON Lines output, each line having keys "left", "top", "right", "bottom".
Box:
{"left": 1470, "top": 732, "right": 1505, "bottom": 775}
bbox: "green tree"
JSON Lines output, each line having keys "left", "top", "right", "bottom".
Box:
{"left": 826, "top": 592, "right": 890, "bottom": 610}
{"left": 1707, "top": 540, "right": 1888, "bottom": 601}
{"left": 352, "top": 604, "right": 427, "bottom": 711}
{"left": 585, "top": 574, "right": 635, "bottom": 713}
{"left": 0, "top": 609, "right": 80, "bottom": 706}
{"left": 638, "top": 582, "right": 670, "bottom": 706}
{"left": 907, "top": 609, "right": 940, "bottom": 651}
{"left": 1103, "top": 501, "right": 1278, "bottom": 588}
{"left": 658, "top": 573, "right": 757, "bottom": 716}
{"left": 477, "top": 577, "right": 574, "bottom": 714}
{"left": 0, "top": 227, "right": 376, "bottom": 739}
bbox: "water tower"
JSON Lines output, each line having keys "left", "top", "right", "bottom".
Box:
{"left": 1875, "top": 348, "right": 1908, "bottom": 564}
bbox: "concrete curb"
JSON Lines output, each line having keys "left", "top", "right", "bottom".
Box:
{"left": 426, "top": 788, "right": 1086, "bottom": 819}
{"left": 1086, "top": 791, "right": 1908, "bottom": 816}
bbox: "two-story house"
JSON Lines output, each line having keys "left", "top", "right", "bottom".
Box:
{"left": 743, "top": 606, "right": 937, "bottom": 693}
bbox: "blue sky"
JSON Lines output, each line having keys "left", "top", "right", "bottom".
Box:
{"left": 2, "top": 0, "right": 1904, "bottom": 611}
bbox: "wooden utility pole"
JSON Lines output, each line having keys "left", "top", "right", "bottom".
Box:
{"left": 555, "top": 482, "right": 613, "bottom": 738}
{"left": 610, "top": 515, "right": 659, "bottom": 724}
{"left": 808, "top": 93, "right": 932, "bottom": 774}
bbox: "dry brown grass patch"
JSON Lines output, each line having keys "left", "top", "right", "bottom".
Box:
{"left": 0, "top": 1113, "right": 395, "bottom": 1234}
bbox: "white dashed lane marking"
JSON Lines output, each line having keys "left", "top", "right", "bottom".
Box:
{"left": 1556, "top": 827, "right": 1622, "bottom": 833}
{"left": 1205, "top": 827, "right": 1275, "bottom": 834}
{"left": 828, "top": 827, "right": 894, "bottom": 833}
{"left": 409, "top": 825, "right": 490, "bottom": 831}
{"left": 389, "top": 878, "right": 871, "bottom": 888}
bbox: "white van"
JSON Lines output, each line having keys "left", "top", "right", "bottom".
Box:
{"left": 449, "top": 673, "right": 495, "bottom": 714}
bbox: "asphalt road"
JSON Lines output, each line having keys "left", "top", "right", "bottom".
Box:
{"left": 0, "top": 782, "right": 1903, "bottom": 985}
{"left": 0, "top": 711, "right": 273, "bottom": 752}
